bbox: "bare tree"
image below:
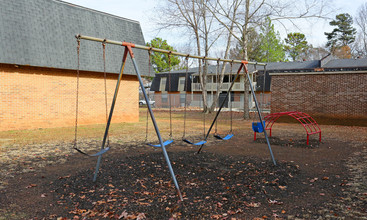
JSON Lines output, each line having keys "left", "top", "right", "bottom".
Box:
{"left": 205, "top": 0, "right": 333, "bottom": 118}
{"left": 354, "top": 3, "right": 367, "bottom": 57}
{"left": 154, "top": 0, "right": 225, "bottom": 112}
{"left": 304, "top": 45, "right": 329, "bottom": 60}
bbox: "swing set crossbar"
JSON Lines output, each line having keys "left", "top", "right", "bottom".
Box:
{"left": 77, "top": 35, "right": 266, "bottom": 66}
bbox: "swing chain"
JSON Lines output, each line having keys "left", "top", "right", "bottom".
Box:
{"left": 182, "top": 55, "right": 189, "bottom": 139}
{"left": 262, "top": 64, "right": 267, "bottom": 113}
{"left": 215, "top": 59, "right": 220, "bottom": 135}
{"left": 74, "top": 37, "right": 81, "bottom": 150}
{"left": 168, "top": 52, "right": 173, "bottom": 138}
{"left": 230, "top": 60, "right": 233, "bottom": 133}
{"left": 102, "top": 40, "right": 110, "bottom": 147}
{"left": 202, "top": 58, "right": 206, "bottom": 137}
{"left": 145, "top": 49, "right": 152, "bottom": 142}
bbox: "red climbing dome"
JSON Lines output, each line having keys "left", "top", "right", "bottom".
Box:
{"left": 255, "top": 111, "right": 322, "bottom": 145}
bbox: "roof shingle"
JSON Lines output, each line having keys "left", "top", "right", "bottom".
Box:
{"left": 0, "top": 0, "right": 149, "bottom": 75}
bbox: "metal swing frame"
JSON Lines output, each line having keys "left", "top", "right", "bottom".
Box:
{"left": 77, "top": 34, "right": 277, "bottom": 202}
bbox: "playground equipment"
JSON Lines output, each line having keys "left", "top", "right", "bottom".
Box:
{"left": 251, "top": 64, "right": 266, "bottom": 141}
{"left": 182, "top": 57, "right": 207, "bottom": 146}
{"left": 214, "top": 61, "right": 234, "bottom": 141}
{"left": 73, "top": 39, "right": 110, "bottom": 157}
{"left": 195, "top": 61, "right": 276, "bottom": 167}
{"left": 253, "top": 111, "right": 322, "bottom": 145}
{"left": 145, "top": 51, "right": 174, "bottom": 148}
{"left": 76, "top": 34, "right": 277, "bottom": 201}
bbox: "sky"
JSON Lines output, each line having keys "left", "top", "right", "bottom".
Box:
{"left": 65, "top": 0, "right": 366, "bottom": 52}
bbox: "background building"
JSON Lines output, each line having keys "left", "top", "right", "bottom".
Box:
{"left": 269, "top": 57, "right": 367, "bottom": 125}
{"left": 0, "top": 0, "right": 149, "bottom": 131}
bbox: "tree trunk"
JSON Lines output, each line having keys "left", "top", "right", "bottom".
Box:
{"left": 242, "top": 0, "right": 250, "bottom": 120}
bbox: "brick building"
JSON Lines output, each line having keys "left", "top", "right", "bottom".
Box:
{"left": 150, "top": 64, "right": 260, "bottom": 110}
{"left": 269, "top": 57, "right": 367, "bottom": 124}
{"left": 0, "top": 0, "right": 149, "bottom": 131}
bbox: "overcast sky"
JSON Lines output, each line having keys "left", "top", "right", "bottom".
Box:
{"left": 65, "top": 0, "right": 366, "bottom": 51}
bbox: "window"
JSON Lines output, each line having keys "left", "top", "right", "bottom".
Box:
{"left": 160, "top": 77, "right": 167, "bottom": 91}
{"left": 178, "top": 77, "right": 185, "bottom": 91}
{"left": 162, "top": 93, "right": 168, "bottom": 103}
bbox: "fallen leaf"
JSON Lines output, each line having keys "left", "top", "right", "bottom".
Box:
{"left": 268, "top": 199, "right": 283, "bottom": 205}
{"left": 137, "top": 213, "right": 146, "bottom": 220}
{"left": 26, "top": 184, "right": 37, "bottom": 188}
{"left": 245, "top": 202, "right": 260, "bottom": 207}
{"left": 310, "top": 178, "right": 318, "bottom": 183}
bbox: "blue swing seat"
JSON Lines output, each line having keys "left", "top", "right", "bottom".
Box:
{"left": 183, "top": 139, "right": 207, "bottom": 146}
{"left": 214, "top": 133, "right": 234, "bottom": 140}
{"left": 74, "top": 146, "right": 110, "bottom": 157}
{"left": 147, "top": 139, "right": 174, "bottom": 148}
{"left": 252, "top": 121, "right": 266, "bottom": 133}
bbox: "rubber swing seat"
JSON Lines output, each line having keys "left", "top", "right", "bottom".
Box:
{"left": 183, "top": 139, "right": 207, "bottom": 146}
{"left": 147, "top": 139, "right": 174, "bottom": 148}
{"left": 74, "top": 146, "right": 110, "bottom": 157}
{"left": 252, "top": 121, "right": 265, "bottom": 133}
{"left": 214, "top": 134, "right": 234, "bottom": 140}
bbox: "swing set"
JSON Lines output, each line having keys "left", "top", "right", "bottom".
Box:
{"left": 74, "top": 34, "right": 277, "bottom": 201}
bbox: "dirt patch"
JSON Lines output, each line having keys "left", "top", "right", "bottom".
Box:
{"left": 255, "top": 136, "right": 321, "bottom": 148}
{"left": 0, "top": 123, "right": 367, "bottom": 219}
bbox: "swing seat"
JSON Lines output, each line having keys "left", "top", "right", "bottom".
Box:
{"left": 147, "top": 139, "right": 174, "bottom": 148}
{"left": 214, "top": 133, "right": 234, "bottom": 140}
{"left": 74, "top": 146, "right": 110, "bottom": 157}
{"left": 252, "top": 121, "right": 266, "bottom": 133}
{"left": 183, "top": 139, "right": 207, "bottom": 146}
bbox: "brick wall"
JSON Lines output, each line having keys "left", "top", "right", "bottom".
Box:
{"left": 271, "top": 72, "right": 367, "bottom": 119}
{"left": 0, "top": 64, "right": 139, "bottom": 131}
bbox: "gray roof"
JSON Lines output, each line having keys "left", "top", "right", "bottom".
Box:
{"left": 0, "top": 0, "right": 149, "bottom": 75}
{"left": 322, "top": 58, "right": 367, "bottom": 69}
{"left": 266, "top": 60, "right": 320, "bottom": 71}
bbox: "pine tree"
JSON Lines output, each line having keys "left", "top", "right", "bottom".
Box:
{"left": 284, "top": 33, "right": 309, "bottom": 61}
{"left": 258, "top": 17, "right": 285, "bottom": 62}
{"left": 324, "top": 13, "right": 357, "bottom": 51}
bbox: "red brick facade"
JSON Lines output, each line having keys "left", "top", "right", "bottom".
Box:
{"left": 270, "top": 72, "right": 367, "bottom": 120}
{"left": 0, "top": 64, "right": 139, "bottom": 131}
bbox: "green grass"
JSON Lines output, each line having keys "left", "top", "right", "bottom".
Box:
{"left": 0, "top": 108, "right": 245, "bottom": 146}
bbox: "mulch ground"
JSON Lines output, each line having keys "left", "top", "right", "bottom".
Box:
{"left": 1, "top": 129, "right": 367, "bottom": 219}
